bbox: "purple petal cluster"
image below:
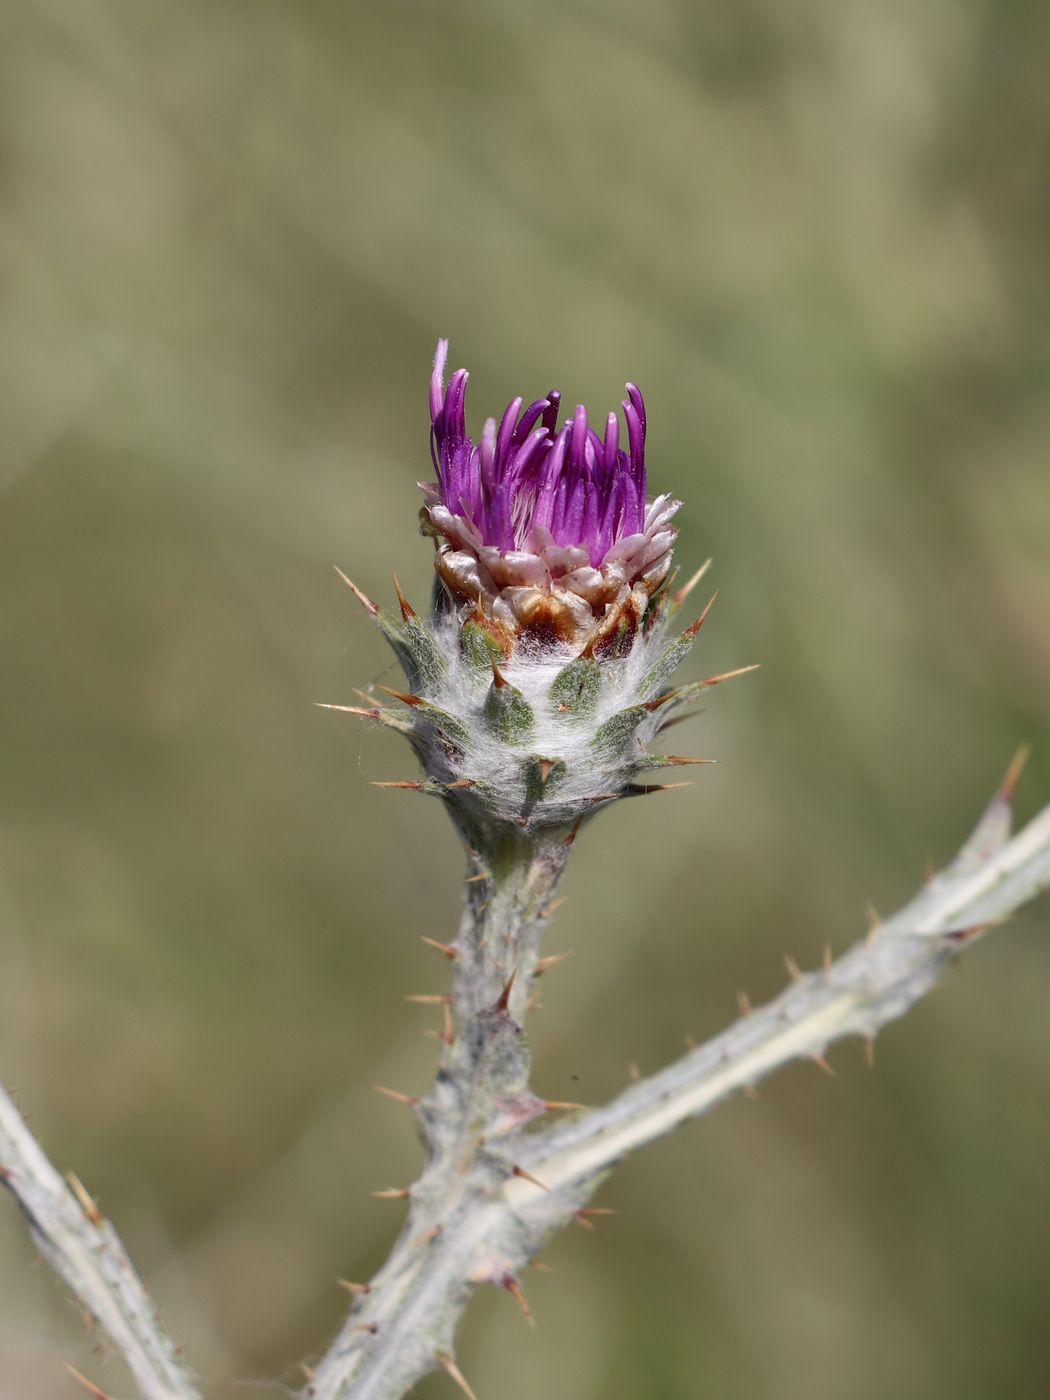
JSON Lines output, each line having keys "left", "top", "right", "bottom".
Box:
{"left": 428, "top": 340, "right": 648, "bottom": 567}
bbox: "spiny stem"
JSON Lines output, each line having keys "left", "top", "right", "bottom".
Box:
{"left": 448, "top": 830, "right": 574, "bottom": 1021}
{"left": 0, "top": 1085, "right": 201, "bottom": 1400}
{"left": 304, "top": 834, "right": 572, "bottom": 1399}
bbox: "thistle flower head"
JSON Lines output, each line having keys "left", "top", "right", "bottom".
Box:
{"left": 331, "top": 341, "right": 744, "bottom": 839}
{"left": 422, "top": 340, "right": 679, "bottom": 646}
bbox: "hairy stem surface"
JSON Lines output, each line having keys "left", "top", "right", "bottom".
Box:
{"left": 305, "top": 831, "right": 573, "bottom": 1399}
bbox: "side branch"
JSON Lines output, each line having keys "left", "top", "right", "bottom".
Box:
{"left": 0, "top": 1085, "right": 201, "bottom": 1400}
{"left": 514, "top": 786, "right": 1050, "bottom": 1199}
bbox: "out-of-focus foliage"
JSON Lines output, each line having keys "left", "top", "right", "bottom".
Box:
{"left": 0, "top": 2, "right": 1047, "bottom": 1397}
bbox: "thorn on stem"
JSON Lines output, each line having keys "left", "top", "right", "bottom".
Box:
{"left": 783, "top": 954, "right": 802, "bottom": 982}
{"left": 406, "top": 993, "right": 451, "bottom": 1005}
{"left": 535, "top": 950, "right": 573, "bottom": 976}
{"left": 496, "top": 971, "right": 516, "bottom": 1013}
{"left": 864, "top": 1037, "right": 876, "bottom": 1069}
{"left": 423, "top": 1024, "right": 454, "bottom": 1050}
{"left": 810, "top": 1053, "right": 835, "bottom": 1077}
{"left": 542, "top": 1099, "right": 586, "bottom": 1112}
{"left": 374, "top": 1085, "right": 418, "bottom": 1108}
{"left": 742, "top": 1084, "right": 760, "bottom": 1101}
{"left": 512, "top": 1165, "right": 550, "bottom": 1192}
{"left": 628, "top": 1062, "right": 641, "bottom": 1084}
{"left": 998, "top": 742, "right": 1032, "bottom": 804}
{"left": 337, "top": 1278, "right": 372, "bottom": 1295}
{"left": 65, "top": 1172, "right": 102, "bottom": 1227}
{"left": 945, "top": 920, "right": 999, "bottom": 945}
{"left": 372, "top": 780, "right": 424, "bottom": 791}
{"left": 502, "top": 1275, "right": 536, "bottom": 1328}
{"left": 421, "top": 935, "right": 458, "bottom": 960}
{"left": 65, "top": 1367, "right": 115, "bottom": 1400}
{"left": 736, "top": 989, "right": 752, "bottom": 1017}
{"left": 371, "top": 1187, "right": 411, "bottom": 1200}
{"left": 410, "top": 1225, "right": 443, "bottom": 1248}
{"left": 438, "top": 1353, "right": 479, "bottom": 1400}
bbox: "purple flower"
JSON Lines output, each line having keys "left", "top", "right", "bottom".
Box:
{"left": 420, "top": 341, "right": 679, "bottom": 645}
{"left": 428, "top": 339, "right": 648, "bottom": 567}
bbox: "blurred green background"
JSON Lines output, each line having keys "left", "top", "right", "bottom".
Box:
{"left": 1, "top": 1, "right": 1048, "bottom": 1397}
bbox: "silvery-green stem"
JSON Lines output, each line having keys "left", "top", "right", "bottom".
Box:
{"left": 304, "top": 785, "right": 1050, "bottom": 1400}
{"left": 0, "top": 1084, "right": 201, "bottom": 1400}
{"left": 448, "top": 829, "right": 574, "bottom": 1018}
{"left": 306, "top": 831, "right": 572, "bottom": 1400}
{"left": 514, "top": 791, "right": 1050, "bottom": 1196}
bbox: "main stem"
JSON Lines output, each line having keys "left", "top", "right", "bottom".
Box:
{"left": 305, "top": 828, "right": 573, "bottom": 1400}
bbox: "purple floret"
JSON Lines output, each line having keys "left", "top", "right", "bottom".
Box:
{"left": 428, "top": 340, "right": 647, "bottom": 566}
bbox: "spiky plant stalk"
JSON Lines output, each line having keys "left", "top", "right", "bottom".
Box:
{"left": 308, "top": 343, "right": 754, "bottom": 1398}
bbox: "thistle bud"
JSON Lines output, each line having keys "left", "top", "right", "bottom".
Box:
{"left": 349, "top": 341, "right": 741, "bottom": 838}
